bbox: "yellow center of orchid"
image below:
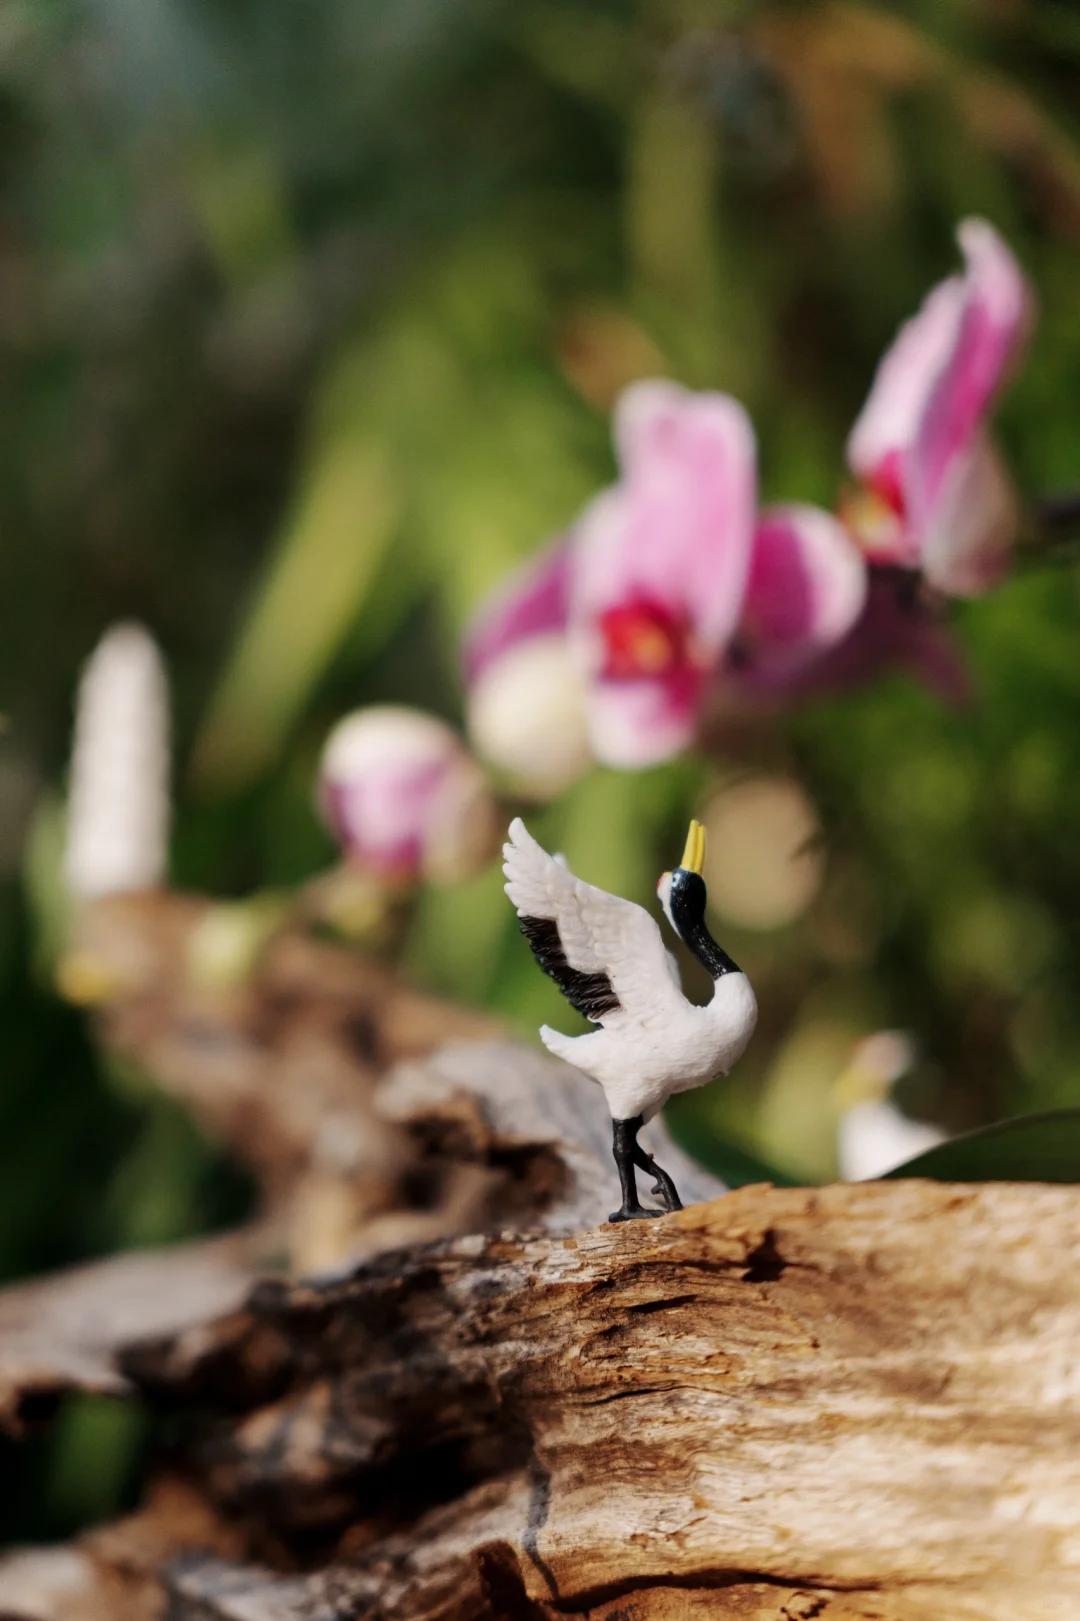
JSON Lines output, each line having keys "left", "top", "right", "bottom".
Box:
{"left": 838, "top": 484, "right": 905, "bottom": 559}
{"left": 599, "top": 600, "right": 688, "bottom": 680}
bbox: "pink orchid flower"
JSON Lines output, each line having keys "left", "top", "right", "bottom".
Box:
{"left": 570, "top": 380, "right": 758, "bottom": 767}
{"left": 318, "top": 706, "right": 497, "bottom": 884}
{"left": 463, "top": 383, "right": 868, "bottom": 770}
{"left": 844, "top": 218, "right": 1033, "bottom": 597}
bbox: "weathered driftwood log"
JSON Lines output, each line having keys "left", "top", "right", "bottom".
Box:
{"left": 57, "top": 892, "right": 497, "bottom": 1272}
{"left": 60, "top": 892, "right": 496, "bottom": 1177}
{"left": 0, "top": 1227, "right": 271, "bottom": 1436}
{"left": 123, "top": 1178, "right": 1080, "bottom": 1621}
{"left": 2, "top": 918, "right": 1077, "bottom": 1621}
{"left": 6, "top": 1177, "right": 1077, "bottom": 1620}
{"left": 0, "top": 1038, "right": 719, "bottom": 1432}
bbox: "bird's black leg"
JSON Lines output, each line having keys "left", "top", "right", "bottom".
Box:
{"left": 608, "top": 1115, "right": 663, "bottom": 1222}
{"left": 631, "top": 1129, "right": 683, "bottom": 1213}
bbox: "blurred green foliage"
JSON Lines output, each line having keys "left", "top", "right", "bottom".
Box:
{"left": 2, "top": 0, "right": 1080, "bottom": 1539}
{"left": 881, "top": 1108, "right": 1080, "bottom": 1183}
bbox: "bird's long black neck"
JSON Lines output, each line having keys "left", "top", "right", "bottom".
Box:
{"left": 670, "top": 869, "right": 741, "bottom": 980}
{"left": 683, "top": 918, "right": 741, "bottom": 979}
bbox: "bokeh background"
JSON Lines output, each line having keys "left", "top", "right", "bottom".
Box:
{"left": 2, "top": 0, "right": 1080, "bottom": 1542}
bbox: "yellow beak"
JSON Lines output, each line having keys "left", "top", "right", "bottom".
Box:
{"left": 679, "top": 818, "right": 706, "bottom": 875}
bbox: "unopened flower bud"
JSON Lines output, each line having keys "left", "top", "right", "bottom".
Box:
{"left": 317, "top": 706, "right": 497, "bottom": 884}
{"left": 64, "top": 623, "right": 170, "bottom": 900}
{"left": 463, "top": 544, "right": 592, "bottom": 798}
{"left": 467, "top": 633, "right": 592, "bottom": 800}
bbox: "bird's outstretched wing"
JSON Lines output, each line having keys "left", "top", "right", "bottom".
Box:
{"left": 503, "top": 817, "right": 682, "bottom": 1024}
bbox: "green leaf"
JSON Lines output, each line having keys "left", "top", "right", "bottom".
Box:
{"left": 882, "top": 1109, "right": 1080, "bottom": 1183}
{"left": 190, "top": 432, "right": 399, "bottom": 795}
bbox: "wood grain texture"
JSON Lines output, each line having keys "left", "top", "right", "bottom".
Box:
{"left": 123, "top": 1179, "right": 1080, "bottom": 1620}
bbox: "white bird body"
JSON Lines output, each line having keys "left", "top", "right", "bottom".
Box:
{"left": 503, "top": 817, "right": 757, "bottom": 1124}
{"left": 538, "top": 973, "right": 757, "bottom": 1121}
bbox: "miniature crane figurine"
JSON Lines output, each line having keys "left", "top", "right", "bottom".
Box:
{"left": 504, "top": 816, "right": 757, "bottom": 1221}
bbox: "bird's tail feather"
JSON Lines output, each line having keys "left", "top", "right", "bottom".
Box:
{"left": 539, "top": 1024, "right": 583, "bottom": 1066}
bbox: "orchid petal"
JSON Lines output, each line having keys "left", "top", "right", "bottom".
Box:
{"left": 584, "top": 665, "right": 704, "bottom": 770}
{"left": 845, "top": 219, "right": 1032, "bottom": 591}
{"left": 739, "top": 504, "right": 867, "bottom": 679}
{"left": 572, "top": 379, "right": 756, "bottom": 766}
{"left": 847, "top": 275, "right": 966, "bottom": 502}
{"left": 922, "top": 433, "right": 1019, "bottom": 598}
{"left": 461, "top": 539, "right": 572, "bottom": 687}
{"left": 913, "top": 219, "right": 1033, "bottom": 523}
{"left": 574, "top": 380, "right": 757, "bottom": 654}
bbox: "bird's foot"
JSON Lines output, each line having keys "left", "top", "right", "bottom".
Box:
{"left": 608, "top": 1204, "right": 664, "bottom": 1223}
{"left": 640, "top": 1158, "right": 683, "bottom": 1212}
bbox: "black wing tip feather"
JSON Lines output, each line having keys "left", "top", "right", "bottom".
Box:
{"left": 519, "top": 915, "right": 621, "bottom": 1021}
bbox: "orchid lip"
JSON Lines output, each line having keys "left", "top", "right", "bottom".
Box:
{"left": 598, "top": 599, "right": 690, "bottom": 681}
{"left": 839, "top": 485, "right": 907, "bottom": 558}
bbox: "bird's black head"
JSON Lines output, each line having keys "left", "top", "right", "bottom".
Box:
{"left": 669, "top": 866, "right": 707, "bottom": 941}
{"left": 658, "top": 820, "right": 709, "bottom": 945}
{"left": 660, "top": 819, "right": 741, "bottom": 980}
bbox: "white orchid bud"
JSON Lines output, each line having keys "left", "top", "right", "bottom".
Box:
{"left": 317, "top": 706, "right": 497, "bottom": 884}
{"left": 64, "top": 623, "right": 170, "bottom": 899}
{"left": 462, "top": 542, "right": 593, "bottom": 800}
{"left": 466, "top": 632, "right": 593, "bottom": 800}
{"left": 833, "top": 1031, "right": 946, "bottom": 1181}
